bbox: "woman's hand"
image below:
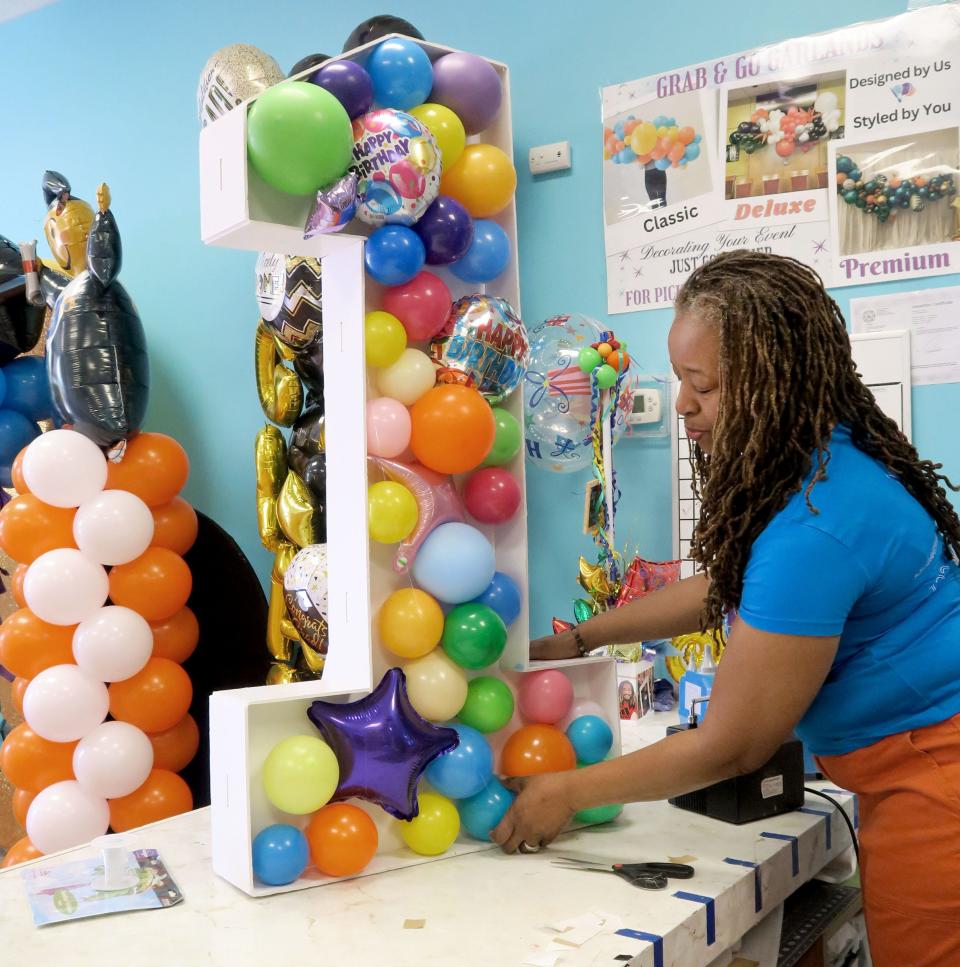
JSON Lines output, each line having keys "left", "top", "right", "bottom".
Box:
{"left": 491, "top": 773, "right": 577, "bottom": 853}
{"left": 530, "top": 628, "right": 585, "bottom": 661}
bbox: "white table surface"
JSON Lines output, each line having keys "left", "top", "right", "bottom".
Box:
{"left": 0, "top": 715, "right": 856, "bottom": 967}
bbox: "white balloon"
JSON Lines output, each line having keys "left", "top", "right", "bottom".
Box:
{"left": 814, "top": 90, "right": 838, "bottom": 115}
{"left": 26, "top": 780, "right": 110, "bottom": 854}
{"left": 23, "top": 664, "right": 109, "bottom": 742}
{"left": 376, "top": 349, "right": 437, "bottom": 406}
{"left": 73, "top": 490, "right": 155, "bottom": 565}
{"left": 73, "top": 721, "right": 154, "bottom": 799}
{"left": 558, "top": 698, "right": 610, "bottom": 732}
{"left": 73, "top": 606, "right": 154, "bottom": 682}
{"left": 22, "top": 429, "right": 108, "bottom": 508}
{"left": 24, "top": 548, "right": 109, "bottom": 625}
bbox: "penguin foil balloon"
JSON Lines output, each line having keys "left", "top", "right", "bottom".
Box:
{"left": 47, "top": 184, "right": 149, "bottom": 454}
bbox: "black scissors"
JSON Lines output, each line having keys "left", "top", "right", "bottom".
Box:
{"left": 551, "top": 856, "right": 695, "bottom": 890}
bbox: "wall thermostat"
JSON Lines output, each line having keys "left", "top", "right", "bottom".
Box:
{"left": 627, "top": 388, "right": 661, "bottom": 425}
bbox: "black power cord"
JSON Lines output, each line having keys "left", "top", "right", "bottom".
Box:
{"left": 804, "top": 786, "right": 860, "bottom": 866}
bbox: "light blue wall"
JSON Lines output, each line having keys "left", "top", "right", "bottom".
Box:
{"left": 2, "top": 0, "right": 956, "bottom": 637}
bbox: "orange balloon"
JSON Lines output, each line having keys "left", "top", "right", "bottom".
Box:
{"left": 11, "top": 564, "right": 27, "bottom": 607}
{"left": 12, "top": 788, "right": 35, "bottom": 828}
{"left": 105, "top": 433, "right": 189, "bottom": 507}
{"left": 0, "top": 836, "right": 42, "bottom": 869}
{"left": 0, "top": 608, "right": 77, "bottom": 679}
{"left": 10, "top": 676, "right": 29, "bottom": 715}
{"left": 109, "top": 547, "right": 192, "bottom": 622}
{"left": 109, "top": 657, "right": 193, "bottom": 733}
{"left": 151, "top": 497, "right": 199, "bottom": 555}
{"left": 11, "top": 447, "right": 29, "bottom": 494}
{"left": 147, "top": 713, "right": 200, "bottom": 773}
{"left": 109, "top": 769, "right": 193, "bottom": 831}
{"left": 150, "top": 607, "right": 199, "bottom": 664}
{"left": 440, "top": 144, "right": 517, "bottom": 218}
{"left": 607, "top": 351, "right": 631, "bottom": 373}
{"left": 0, "top": 724, "right": 76, "bottom": 793}
{"left": 0, "top": 494, "right": 77, "bottom": 563}
{"left": 501, "top": 724, "right": 576, "bottom": 778}
{"left": 306, "top": 803, "right": 379, "bottom": 877}
{"left": 410, "top": 385, "right": 495, "bottom": 475}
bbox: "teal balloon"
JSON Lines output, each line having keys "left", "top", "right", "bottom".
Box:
{"left": 842, "top": 190, "right": 858, "bottom": 205}
{"left": 459, "top": 778, "right": 515, "bottom": 841}
{"left": 836, "top": 155, "right": 854, "bottom": 173}
{"left": 849, "top": 168, "right": 861, "bottom": 182}
{"left": 575, "top": 802, "right": 623, "bottom": 824}
{"left": 247, "top": 81, "right": 354, "bottom": 195}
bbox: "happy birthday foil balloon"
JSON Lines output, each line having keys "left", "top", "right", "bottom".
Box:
{"left": 283, "top": 543, "right": 329, "bottom": 669}
{"left": 255, "top": 322, "right": 303, "bottom": 426}
{"left": 431, "top": 295, "right": 529, "bottom": 404}
{"left": 349, "top": 109, "right": 440, "bottom": 226}
{"left": 46, "top": 184, "right": 149, "bottom": 452}
{"left": 304, "top": 172, "right": 358, "bottom": 238}
{"left": 255, "top": 253, "right": 322, "bottom": 351}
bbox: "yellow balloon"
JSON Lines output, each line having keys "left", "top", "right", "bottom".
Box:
{"left": 379, "top": 589, "right": 444, "bottom": 659}
{"left": 376, "top": 348, "right": 437, "bottom": 406}
{"left": 365, "top": 310, "right": 407, "bottom": 368}
{"left": 404, "top": 650, "right": 468, "bottom": 721}
{"left": 368, "top": 481, "right": 418, "bottom": 544}
{"left": 630, "top": 122, "right": 658, "bottom": 156}
{"left": 440, "top": 144, "right": 517, "bottom": 218}
{"left": 410, "top": 103, "right": 466, "bottom": 170}
{"left": 262, "top": 735, "right": 339, "bottom": 814}
{"left": 398, "top": 791, "right": 460, "bottom": 856}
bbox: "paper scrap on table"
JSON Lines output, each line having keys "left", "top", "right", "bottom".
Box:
{"left": 669, "top": 854, "right": 698, "bottom": 864}
{"left": 545, "top": 910, "right": 624, "bottom": 948}
{"left": 522, "top": 942, "right": 567, "bottom": 966}
{"left": 851, "top": 285, "right": 960, "bottom": 386}
{"left": 403, "top": 918, "right": 426, "bottom": 929}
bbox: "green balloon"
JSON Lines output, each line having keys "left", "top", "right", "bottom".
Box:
{"left": 442, "top": 603, "right": 507, "bottom": 670}
{"left": 482, "top": 407, "right": 522, "bottom": 467}
{"left": 842, "top": 190, "right": 858, "bottom": 205}
{"left": 575, "top": 802, "right": 623, "bottom": 824}
{"left": 458, "top": 676, "right": 515, "bottom": 733}
{"left": 578, "top": 347, "right": 601, "bottom": 373}
{"left": 596, "top": 364, "right": 618, "bottom": 389}
{"left": 247, "top": 81, "right": 353, "bottom": 196}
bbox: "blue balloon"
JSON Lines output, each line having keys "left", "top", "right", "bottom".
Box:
{"left": 1, "top": 357, "right": 52, "bottom": 421}
{"left": 251, "top": 824, "right": 309, "bottom": 886}
{"left": 472, "top": 571, "right": 522, "bottom": 626}
{"left": 566, "top": 715, "right": 614, "bottom": 765}
{"left": 459, "top": 778, "right": 515, "bottom": 841}
{"left": 0, "top": 409, "right": 40, "bottom": 488}
{"left": 450, "top": 220, "right": 510, "bottom": 284}
{"left": 425, "top": 723, "right": 493, "bottom": 799}
{"left": 654, "top": 157, "right": 671, "bottom": 171}
{"left": 367, "top": 38, "right": 432, "bottom": 110}
{"left": 619, "top": 147, "right": 637, "bottom": 164}
{"left": 364, "top": 225, "right": 425, "bottom": 286}
{"left": 693, "top": 133, "right": 702, "bottom": 144}
{"left": 613, "top": 122, "right": 625, "bottom": 140}
{"left": 683, "top": 143, "right": 701, "bottom": 162}
{"left": 413, "top": 522, "right": 496, "bottom": 604}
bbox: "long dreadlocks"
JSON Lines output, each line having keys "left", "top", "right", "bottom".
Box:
{"left": 675, "top": 250, "right": 960, "bottom": 631}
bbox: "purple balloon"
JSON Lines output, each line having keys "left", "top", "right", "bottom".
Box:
{"left": 414, "top": 196, "right": 474, "bottom": 265}
{"left": 309, "top": 60, "right": 374, "bottom": 119}
{"left": 307, "top": 667, "right": 459, "bottom": 820}
{"left": 430, "top": 53, "right": 502, "bottom": 135}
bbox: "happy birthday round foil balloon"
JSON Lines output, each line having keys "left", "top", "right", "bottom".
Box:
{"left": 283, "top": 544, "right": 329, "bottom": 658}
{"left": 349, "top": 109, "right": 440, "bottom": 226}
{"left": 431, "top": 295, "right": 529, "bottom": 404}
{"left": 255, "top": 253, "right": 322, "bottom": 350}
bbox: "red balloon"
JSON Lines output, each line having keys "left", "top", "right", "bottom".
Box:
{"left": 381, "top": 271, "right": 452, "bottom": 342}
{"left": 463, "top": 467, "right": 521, "bottom": 524}
{"left": 775, "top": 139, "right": 795, "bottom": 158}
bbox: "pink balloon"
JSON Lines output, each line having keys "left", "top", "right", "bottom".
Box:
{"left": 382, "top": 271, "right": 452, "bottom": 342}
{"left": 463, "top": 467, "right": 521, "bottom": 524}
{"left": 366, "top": 397, "right": 412, "bottom": 458}
{"left": 518, "top": 670, "right": 575, "bottom": 725}
{"left": 389, "top": 159, "right": 426, "bottom": 200}
{"left": 367, "top": 455, "right": 465, "bottom": 574}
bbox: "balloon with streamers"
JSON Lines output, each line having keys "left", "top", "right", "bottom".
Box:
{"left": 835, "top": 154, "right": 956, "bottom": 224}
{"left": 431, "top": 295, "right": 528, "bottom": 404}
{"left": 604, "top": 114, "right": 702, "bottom": 169}
{"left": 349, "top": 109, "right": 441, "bottom": 227}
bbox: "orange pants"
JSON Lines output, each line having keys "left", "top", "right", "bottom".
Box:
{"left": 817, "top": 714, "right": 960, "bottom": 967}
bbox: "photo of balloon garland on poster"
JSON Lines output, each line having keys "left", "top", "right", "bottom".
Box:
{"left": 600, "top": 3, "right": 960, "bottom": 314}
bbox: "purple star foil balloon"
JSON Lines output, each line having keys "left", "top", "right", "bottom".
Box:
{"left": 307, "top": 667, "right": 459, "bottom": 820}
{"left": 304, "top": 172, "right": 358, "bottom": 238}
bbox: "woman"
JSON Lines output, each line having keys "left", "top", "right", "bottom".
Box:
{"left": 492, "top": 251, "right": 960, "bottom": 966}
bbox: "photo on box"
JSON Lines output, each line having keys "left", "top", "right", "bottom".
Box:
{"left": 618, "top": 678, "right": 638, "bottom": 721}
{"left": 721, "top": 70, "right": 845, "bottom": 202}
{"left": 827, "top": 125, "right": 960, "bottom": 286}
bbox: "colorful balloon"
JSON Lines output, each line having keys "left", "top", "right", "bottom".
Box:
{"left": 365, "top": 310, "right": 408, "bottom": 367}
{"left": 0, "top": 723, "right": 76, "bottom": 793}
{"left": 409, "top": 103, "right": 466, "bottom": 168}
{"left": 441, "top": 144, "right": 516, "bottom": 218}
{"left": 2, "top": 357, "right": 53, "bottom": 422}
{"left": 566, "top": 715, "right": 614, "bottom": 765}
{"left": 518, "top": 670, "right": 574, "bottom": 725}
{"left": 459, "top": 778, "right": 515, "bottom": 841}
{"left": 107, "top": 769, "right": 193, "bottom": 831}
{"left": 425, "top": 723, "right": 493, "bottom": 799}
{"left": 442, "top": 603, "right": 507, "bottom": 671}
{"left": 0, "top": 607, "right": 75, "bottom": 680}
{"left": 72, "top": 721, "right": 153, "bottom": 799}
{"left": 367, "top": 38, "right": 432, "bottom": 111}
{"left": 366, "top": 397, "right": 412, "bottom": 458}
{"left": 108, "top": 548, "right": 192, "bottom": 622}
{"left": 364, "top": 225, "right": 425, "bottom": 286}
{"left": 22, "top": 429, "right": 107, "bottom": 509}
{"left": 108, "top": 657, "right": 193, "bottom": 734}
{"left": 471, "top": 571, "right": 523, "bottom": 626}
{"left": 404, "top": 649, "right": 469, "bottom": 721}
{"left": 26, "top": 780, "right": 109, "bottom": 854}
{"left": 501, "top": 724, "right": 576, "bottom": 777}
{"left": 262, "top": 735, "right": 340, "bottom": 815}
{"left": 309, "top": 60, "right": 373, "bottom": 119}
{"left": 0, "top": 411, "right": 39, "bottom": 487}
{"left": 105, "top": 432, "right": 189, "bottom": 507}
{"left": 378, "top": 588, "right": 444, "bottom": 659}
{"left": 412, "top": 522, "right": 496, "bottom": 604}
{"left": 368, "top": 481, "right": 418, "bottom": 543}
{"left": 449, "top": 219, "right": 510, "bottom": 283}
{"left": 431, "top": 295, "right": 528, "bottom": 404}
{"left": 197, "top": 43, "right": 283, "bottom": 127}
{"left": 376, "top": 348, "right": 436, "bottom": 405}
{"left": 381, "top": 270, "right": 451, "bottom": 342}
{"left": 429, "top": 53, "right": 502, "bottom": 134}
{"left": 73, "top": 489, "right": 154, "bottom": 566}
{"left": 482, "top": 407, "right": 522, "bottom": 467}
{"left": 72, "top": 606, "right": 153, "bottom": 682}
{"left": 463, "top": 467, "right": 521, "bottom": 524}
{"left": 397, "top": 790, "right": 460, "bottom": 855}
{"left": 410, "top": 385, "right": 495, "bottom": 474}
{"left": 0, "top": 494, "right": 77, "bottom": 564}
{"left": 306, "top": 803, "right": 379, "bottom": 877}
{"left": 342, "top": 15, "right": 424, "bottom": 52}
{"left": 252, "top": 824, "right": 309, "bottom": 886}
{"left": 414, "top": 196, "right": 474, "bottom": 264}
{"left": 147, "top": 714, "right": 200, "bottom": 773}
{"left": 458, "top": 675, "right": 515, "bottom": 734}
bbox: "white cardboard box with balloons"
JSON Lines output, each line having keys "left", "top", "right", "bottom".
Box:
{"left": 201, "top": 33, "right": 621, "bottom": 897}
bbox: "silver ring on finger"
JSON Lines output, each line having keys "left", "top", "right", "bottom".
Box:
{"left": 518, "top": 841, "right": 541, "bottom": 854}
